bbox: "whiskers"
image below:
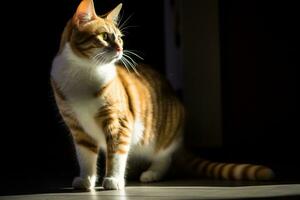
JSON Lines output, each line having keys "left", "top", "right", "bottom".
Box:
{"left": 120, "top": 50, "right": 143, "bottom": 76}
{"left": 118, "top": 14, "right": 134, "bottom": 33}
{"left": 116, "top": 13, "right": 142, "bottom": 76}
{"left": 117, "top": 13, "right": 139, "bottom": 34}
{"left": 91, "top": 51, "right": 108, "bottom": 65}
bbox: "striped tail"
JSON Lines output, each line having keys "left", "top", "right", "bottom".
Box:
{"left": 175, "top": 151, "right": 275, "bottom": 181}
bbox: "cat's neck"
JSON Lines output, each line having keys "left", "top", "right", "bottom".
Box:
{"left": 51, "top": 43, "right": 117, "bottom": 99}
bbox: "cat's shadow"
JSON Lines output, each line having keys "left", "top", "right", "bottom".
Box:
{"left": 58, "top": 187, "right": 106, "bottom": 193}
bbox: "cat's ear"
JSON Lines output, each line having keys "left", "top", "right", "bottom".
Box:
{"left": 73, "top": 0, "right": 97, "bottom": 26}
{"left": 106, "top": 3, "right": 122, "bottom": 23}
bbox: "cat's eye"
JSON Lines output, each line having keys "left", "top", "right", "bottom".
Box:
{"left": 99, "top": 32, "right": 108, "bottom": 41}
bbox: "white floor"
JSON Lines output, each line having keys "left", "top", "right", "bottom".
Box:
{"left": 1, "top": 182, "right": 300, "bottom": 200}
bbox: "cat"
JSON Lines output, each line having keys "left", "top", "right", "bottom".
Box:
{"left": 51, "top": 0, "right": 274, "bottom": 190}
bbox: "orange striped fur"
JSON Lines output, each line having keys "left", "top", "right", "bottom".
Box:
{"left": 174, "top": 150, "right": 274, "bottom": 181}
{"left": 51, "top": 0, "right": 274, "bottom": 191}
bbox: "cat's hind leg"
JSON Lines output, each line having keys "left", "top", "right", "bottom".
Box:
{"left": 139, "top": 138, "right": 182, "bottom": 183}
{"left": 140, "top": 155, "right": 172, "bottom": 183}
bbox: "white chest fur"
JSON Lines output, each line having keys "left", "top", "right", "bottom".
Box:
{"left": 51, "top": 43, "right": 117, "bottom": 98}
{"left": 51, "top": 43, "right": 117, "bottom": 150}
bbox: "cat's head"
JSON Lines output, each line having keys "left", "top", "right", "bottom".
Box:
{"left": 62, "top": 0, "right": 123, "bottom": 65}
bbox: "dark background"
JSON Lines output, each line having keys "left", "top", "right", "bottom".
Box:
{"left": 1, "top": 0, "right": 299, "bottom": 194}
{"left": 221, "top": 1, "right": 299, "bottom": 180}
{"left": 218, "top": 0, "right": 299, "bottom": 176}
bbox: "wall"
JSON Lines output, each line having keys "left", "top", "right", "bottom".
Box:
{"left": 180, "top": 0, "right": 223, "bottom": 148}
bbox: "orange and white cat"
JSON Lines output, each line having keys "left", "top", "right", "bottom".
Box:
{"left": 51, "top": 0, "right": 274, "bottom": 190}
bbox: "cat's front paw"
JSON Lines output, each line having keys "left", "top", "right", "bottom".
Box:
{"left": 140, "top": 170, "right": 161, "bottom": 183}
{"left": 72, "top": 176, "right": 96, "bottom": 190}
{"left": 102, "top": 177, "right": 125, "bottom": 190}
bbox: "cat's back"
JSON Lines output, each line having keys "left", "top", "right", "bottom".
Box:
{"left": 117, "top": 64, "right": 176, "bottom": 100}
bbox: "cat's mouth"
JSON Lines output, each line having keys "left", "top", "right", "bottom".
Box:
{"left": 105, "top": 51, "right": 123, "bottom": 64}
{"left": 109, "top": 49, "right": 123, "bottom": 62}
{"left": 114, "top": 51, "right": 123, "bottom": 60}
{"left": 107, "top": 47, "right": 123, "bottom": 59}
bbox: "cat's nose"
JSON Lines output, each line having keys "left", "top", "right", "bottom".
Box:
{"left": 115, "top": 46, "right": 123, "bottom": 52}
